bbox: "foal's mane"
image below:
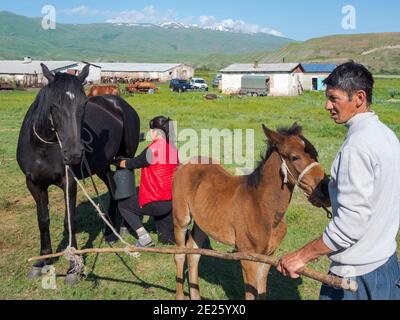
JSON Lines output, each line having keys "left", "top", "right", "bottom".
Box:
{"left": 26, "top": 73, "right": 83, "bottom": 131}
{"left": 246, "top": 125, "right": 319, "bottom": 188}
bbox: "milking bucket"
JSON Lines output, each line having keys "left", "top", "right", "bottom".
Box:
{"left": 107, "top": 169, "right": 135, "bottom": 201}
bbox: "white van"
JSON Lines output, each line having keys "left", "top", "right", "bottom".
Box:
{"left": 190, "top": 78, "right": 208, "bottom": 91}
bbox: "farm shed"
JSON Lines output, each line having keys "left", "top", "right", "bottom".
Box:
{"left": 301, "top": 64, "right": 337, "bottom": 91}
{"left": 0, "top": 58, "right": 101, "bottom": 87}
{"left": 95, "top": 63, "right": 194, "bottom": 83}
{"left": 220, "top": 63, "right": 305, "bottom": 96}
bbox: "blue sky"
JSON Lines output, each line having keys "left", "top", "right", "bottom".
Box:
{"left": 1, "top": 0, "right": 399, "bottom": 40}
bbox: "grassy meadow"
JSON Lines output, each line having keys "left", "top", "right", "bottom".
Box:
{"left": 0, "top": 76, "right": 399, "bottom": 300}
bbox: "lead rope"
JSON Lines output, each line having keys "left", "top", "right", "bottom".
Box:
{"left": 53, "top": 131, "right": 85, "bottom": 275}
{"left": 53, "top": 128, "right": 139, "bottom": 277}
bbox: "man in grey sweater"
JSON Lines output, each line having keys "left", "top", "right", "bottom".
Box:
{"left": 277, "top": 62, "right": 400, "bottom": 300}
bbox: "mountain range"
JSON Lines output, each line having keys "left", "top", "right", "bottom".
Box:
{"left": 0, "top": 11, "right": 292, "bottom": 64}
{"left": 1, "top": 11, "right": 400, "bottom": 73}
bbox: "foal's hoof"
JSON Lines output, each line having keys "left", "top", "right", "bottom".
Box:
{"left": 64, "top": 273, "right": 81, "bottom": 286}
{"left": 27, "top": 267, "right": 43, "bottom": 280}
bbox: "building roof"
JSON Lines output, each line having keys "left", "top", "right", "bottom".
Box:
{"left": 94, "top": 63, "right": 184, "bottom": 73}
{"left": 302, "top": 63, "right": 337, "bottom": 73}
{"left": 0, "top": 60, "right": 79, "bottom": 75}
{"left": 220, "top": 63, "right": 302, "bottom": 73}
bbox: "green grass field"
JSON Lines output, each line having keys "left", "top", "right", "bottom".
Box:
{"left": 0, "top": 78, "right": 399, "bottom": 300}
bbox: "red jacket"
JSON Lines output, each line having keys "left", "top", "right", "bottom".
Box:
{"left": 139, "top": 138, "right": 179, "bottom": 208}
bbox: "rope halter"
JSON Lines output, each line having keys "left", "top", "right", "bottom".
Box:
{"left": 32, "top": 114, "right": 58, "bottom": 145}
{"left": 280, "top": 157, "right": 322, "bottom": 193}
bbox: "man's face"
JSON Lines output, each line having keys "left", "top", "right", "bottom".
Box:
{"left": 325, "top": 89, "right": 358, "bottom": 124}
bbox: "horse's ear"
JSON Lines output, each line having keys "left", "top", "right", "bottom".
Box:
{"left": 78, "top": 64, "right": 90, "bottom": 84}
{"left": 41, "top": 63, "right": 54, "bottom": 82}
{"left": 262, "top": 125, "right": 283, "bottom": 146}
{"left": 291, "top": 122, "right": 303, "bottom": 136}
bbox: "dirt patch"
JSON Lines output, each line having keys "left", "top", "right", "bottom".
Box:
{"left": 387, "top": 98, "right": 400, "bottom": 103}
{"left": 0, "top": 129, "right": 19, "bottom": 132}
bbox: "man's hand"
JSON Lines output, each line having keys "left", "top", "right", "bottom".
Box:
{"left": 277, "top": 250, "right": 307, "bottom": 279}
{"left": 277, "top": 237, "right": 333, "bottom": 279}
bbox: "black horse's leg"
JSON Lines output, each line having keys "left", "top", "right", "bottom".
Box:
{"left": 61, "top": 174, "right": 82, "bottom": 285}
{"left": 97, "top": 170, "right": 119, "bottom": 243}
{"left": 26, "top": 177, "right": 53, "bottom": 279}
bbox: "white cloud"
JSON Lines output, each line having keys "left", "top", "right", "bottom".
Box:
{"left": 106, "top": 5, "right": 176, "bottom": 24}
{"left": 60, "top": 5, "right": 284, "bottom": 36}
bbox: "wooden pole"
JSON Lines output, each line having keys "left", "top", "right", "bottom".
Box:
{"left": 28, "top": 247, "right": 357, "bottom": 293}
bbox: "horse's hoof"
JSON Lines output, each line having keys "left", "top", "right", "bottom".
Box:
{"left": 27, "top": 267, "right": 43, "bottom": 280}
{"left": 105, "top": 233, "right": 119, "bottom": 246}
{"left": 64, "top": 273, "right": 80, "bottom": 286}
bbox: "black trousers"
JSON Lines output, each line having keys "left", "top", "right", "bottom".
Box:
{"left": 118, "top": 194, "right": 175, "bottom": 243}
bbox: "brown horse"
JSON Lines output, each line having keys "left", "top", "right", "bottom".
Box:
{"left": 172, "top": 123, "right": 326, "bottom": 300}
{"left": 87, "top": 85, "right": 121, "bottom": 97}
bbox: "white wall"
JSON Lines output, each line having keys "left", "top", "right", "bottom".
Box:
{"left": 222, "top": 72, "right": 303, "bottom": 96}
{"left": 221, "top": 74, "right": 242, "bottom": 94}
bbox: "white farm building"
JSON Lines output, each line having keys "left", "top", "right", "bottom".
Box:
{"left": 220, "top": 63, "right": 305, "bottom": 96}
{"left": 0, "top": 58, "right": 194, "bottom": 87}
{"left": 95, "top": 63, "right": 194, "bottom": 83}
{"left": 302, "top": 64, "right": 337, "bottom": 91}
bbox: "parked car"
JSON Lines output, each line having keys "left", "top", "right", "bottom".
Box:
{"left": 190, "top": 78, "right": 208, "bottom": 91}
{"left": 212, "top": 74, "right": 222, "bottom": 88}
{"left": 169, "top": 79, "right": 192, "bottom": 92}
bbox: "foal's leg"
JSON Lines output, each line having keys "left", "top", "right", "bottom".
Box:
{"left": 26, "top": 178, "right": 53, "bottom": 279}
{"left": 173, "top": 201, "right": 191, "bottom": 300}
{"left": 257, "top": 263, "right": 272, "bottom": 300}
{"left": 240, "top": 260, "right": 262, "bottom": 300}
{"left": 187, "top": 224, "right": 207, "bottom": 300}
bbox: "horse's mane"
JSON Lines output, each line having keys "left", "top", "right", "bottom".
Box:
{"left": 246, "top": 124, "right": 319, "bottom": 188}
{"left": 25, "top": 73, "right": 83, "bottom": 131}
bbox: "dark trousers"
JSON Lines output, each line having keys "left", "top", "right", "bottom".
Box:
{"left": 118, "top": 194, "right": 175, "bottom": 243}
{"left": 320, "top": 253, "right": 400, "bottom": 300}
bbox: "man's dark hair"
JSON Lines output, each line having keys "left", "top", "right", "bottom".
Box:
{"left": 323, "top": 62, "right": 374, "bottom": 105}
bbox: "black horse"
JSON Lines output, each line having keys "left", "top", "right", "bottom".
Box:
{"left": 16, "top": 64, "right": 140, "bottom": 284}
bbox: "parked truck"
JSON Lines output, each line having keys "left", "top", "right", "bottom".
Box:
{"left": 239, "top": 75, "right": 269, "bottom": 96}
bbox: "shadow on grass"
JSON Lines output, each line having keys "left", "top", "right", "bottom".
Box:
{"left": 55, "top": 194, "right": 110, "bottom": 257}
{"left": 53, "top": 194, "right": 176, "bottom": 296}
{"left": 197, "top": 256, "right": 302, "bottom": 300}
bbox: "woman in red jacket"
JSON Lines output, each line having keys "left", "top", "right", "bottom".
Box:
{"left": 113, "top": 116, "right": 179, "bottom": 247}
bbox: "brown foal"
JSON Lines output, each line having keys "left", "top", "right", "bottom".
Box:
{"left": 172, "top": 123, "right": 326, "bottom": 300}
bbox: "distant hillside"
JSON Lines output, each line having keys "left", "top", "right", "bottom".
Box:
{"left": 259, "top": 33, "right": 400, "bottom": 74}
{"left": 0, "top": 11, "right": 292, "bottom": 65}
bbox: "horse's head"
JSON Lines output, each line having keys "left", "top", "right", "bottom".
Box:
{"left": 262, "top": 123, "right": 326, "bottom": 195}
{"left": 41, "top": 63, "right": 90, "bottom": 165}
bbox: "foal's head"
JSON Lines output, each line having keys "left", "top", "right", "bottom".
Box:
{"left": 262, "top": 123, "right": 325, "bottom": 194}
{"left": 40, "top": 63, "right": 90, "bottom": 165}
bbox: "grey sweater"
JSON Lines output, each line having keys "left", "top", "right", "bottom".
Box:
{"left": 323, "top": 112, "right": 400, "bottom": 277}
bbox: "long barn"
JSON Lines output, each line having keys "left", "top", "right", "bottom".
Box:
{"left": 0, "top": 58, "right": 101, "bottom": 87}
{"left": 95, "top": 63, "right": 194, "bottom": 83}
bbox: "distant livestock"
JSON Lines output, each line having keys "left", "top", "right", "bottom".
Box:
{"left": 88, "top": 85, "right": 121, "bottom": 97}
{"left": 125, "top": 81, "right": 158, "bottom": 94}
